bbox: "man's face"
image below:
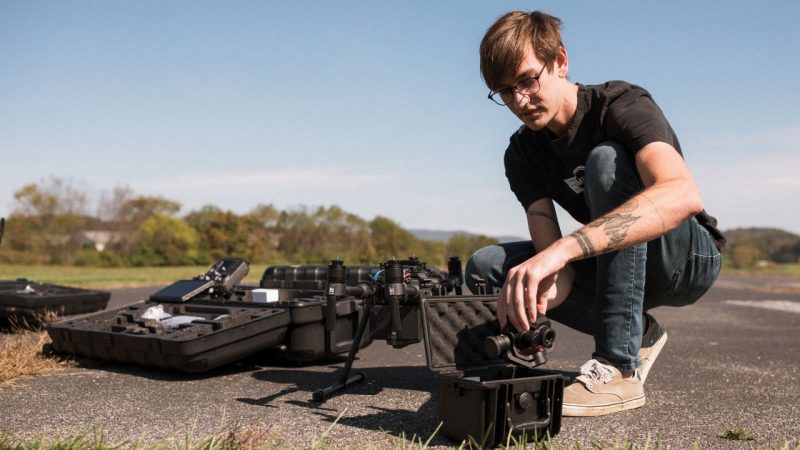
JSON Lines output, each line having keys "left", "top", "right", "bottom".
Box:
{"left": 501, "top": 46, "right": 561, "bottom": 132}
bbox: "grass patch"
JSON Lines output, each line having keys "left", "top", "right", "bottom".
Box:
{"left": 0, "top": 427, "right": 498, "bottom": 450}
{"left": 719, "top": 428, "right": 757, "bottom": 441}
{"left": 0, "top": 426, "right": 280, "bottom": 450}
{"left": 0, "top": 264, "right": 271, "bottom": 289}
{"left": 0, "top": 327, "right": 72, "bottom": 388}
{"left": 0, "top": 415, "right": 448, "bottom": 450}
{"left": 0, "top": 425, "right": 797, "bottom": 450}
{"left": 0, "top": 427, "right": 671, "bottom": 450}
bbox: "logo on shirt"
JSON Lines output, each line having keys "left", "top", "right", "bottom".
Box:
{"left": 564, "top": 165, "right": 585, "bottom": 194}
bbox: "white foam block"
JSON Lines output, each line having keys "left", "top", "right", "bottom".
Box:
{"left": 251, "top": 288, "right": 280, "bottom": 303}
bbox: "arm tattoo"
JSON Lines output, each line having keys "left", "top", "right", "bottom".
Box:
{"left": 570, "top": 198, "right": 642, "bottom": 258}
{"left": 590, "top": 213, "right": 639, "bottom": 250}
{"left": 589, "top": 199, "right": 641, "bottom": 251}
{"left": 527, "top": 210, "right": 558, "bottom": 224}
{"left": 571, "top": 230, "right": 595, "bottom": 258}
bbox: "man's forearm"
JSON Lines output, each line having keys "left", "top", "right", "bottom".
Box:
{"left": 563, "top": 180, "right": 702, "bottom": 261}
{"left": 570, "top": 196, "right": 644, "bottom": 259}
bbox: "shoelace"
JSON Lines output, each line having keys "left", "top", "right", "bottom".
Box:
{"left": 575, "top": 359, "right": 615, "bottom": 388}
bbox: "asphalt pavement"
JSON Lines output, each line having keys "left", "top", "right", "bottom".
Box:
{"left": 0, "top": 274, "right": 798, "bottom": 449}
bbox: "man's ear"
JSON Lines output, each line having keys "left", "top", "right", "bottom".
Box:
{"left": 556, "top": 46, "right": 569, "bottom": 78}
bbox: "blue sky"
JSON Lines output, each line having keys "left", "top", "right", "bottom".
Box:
{"left": 2, "top": 1, "right": 799, "bottom": 238}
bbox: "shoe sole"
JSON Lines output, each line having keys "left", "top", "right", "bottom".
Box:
{"left": 639, "top": 330, "right": 668, "bottom": 384}
{"left": 562, "top": 394, "right": 646, "bottom": 417}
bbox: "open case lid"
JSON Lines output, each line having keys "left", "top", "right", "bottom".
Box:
{"left": 420, "top": 295, "right": 506, "bottom": 372}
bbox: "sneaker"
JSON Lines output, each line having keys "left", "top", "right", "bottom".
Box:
{"left": 562, "top": 359, "right": 645, "bottom": 417}
{"left": 638, "top": 312, "right": 668, "bottom": 384}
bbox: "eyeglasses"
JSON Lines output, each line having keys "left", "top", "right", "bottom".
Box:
{"left": 487, "top": 64, "right": 547, "bottom": 106}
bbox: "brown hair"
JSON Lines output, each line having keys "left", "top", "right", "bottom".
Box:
{"left": 479, "top": 10, "right": 563, "bottom": 91}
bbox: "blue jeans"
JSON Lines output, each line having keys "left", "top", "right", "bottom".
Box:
{"left": 466, "top": 142, "right": 722, "bottom": 372}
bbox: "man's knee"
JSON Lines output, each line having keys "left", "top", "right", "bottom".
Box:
{"left": 464, "top": 244, "right": 503, "bottom": 293}
{"left": 584, "top": 142, "right": 642, "bottom": 215}
{"left": 465, "top": 241, "right": 536, "bottom": 293}
{"left": 585, "top": 142, "right": 625, "bottom": 191}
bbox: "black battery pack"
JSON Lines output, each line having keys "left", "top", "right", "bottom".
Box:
{"left": 421, "top": 295, "right": 563, "bottom": 447}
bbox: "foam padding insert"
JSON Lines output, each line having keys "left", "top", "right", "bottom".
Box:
{"left": 421, "top": 296, "right": 504, "bottom": 371}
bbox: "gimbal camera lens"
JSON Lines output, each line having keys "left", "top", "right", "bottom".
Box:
{"left": 485, "top": 334, "right": 512, "bottom": 359}
{"left": 519, "top": 325, "right": 556, "bottom": 349}
{"left": 484, "top": 317, "right": 556, "bottom": 365}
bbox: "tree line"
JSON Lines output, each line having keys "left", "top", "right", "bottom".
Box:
{"left": 0, "top": 177, "right": 498, "bottom": 268}
{"left": 723, "top": 227, "right": 800, "bottom": 268}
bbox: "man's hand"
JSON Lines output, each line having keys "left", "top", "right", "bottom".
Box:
{"left": 497, "top": 247, "right": 568, "bottom": 331}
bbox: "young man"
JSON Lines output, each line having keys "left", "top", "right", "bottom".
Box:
{"left": 467, "top": 10, "right": 724, "bottom": 416}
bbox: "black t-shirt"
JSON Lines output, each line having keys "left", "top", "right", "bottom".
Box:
{"left": 504, "top": 80, "right": 725, "bottom": 247}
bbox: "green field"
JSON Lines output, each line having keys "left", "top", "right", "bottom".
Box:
{"left": 2, "top": 263, "right": 800, "bottom": 290}
{"left": 0, "top": 264, "right": 271, "bottom": 289}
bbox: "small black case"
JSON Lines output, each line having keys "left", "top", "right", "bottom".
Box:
{"left": 420, "top": 295, "right": 564, "bottom": 447}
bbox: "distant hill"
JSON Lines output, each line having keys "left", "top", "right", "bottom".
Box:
{"left": 722, "top": 227, "right": 800, "bottom": 264}
{"left": 409, "top": 228, "right": 525, "bottom": 244}
{"left": 723, "top": 227, "right": 799, "bottom": 241}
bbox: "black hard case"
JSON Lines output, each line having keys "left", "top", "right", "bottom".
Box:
{"left": 47, "top": 300, "right": 290, "bottom": 372}
{"left": 0, "top": 279, "right": 110, "bottom": 319}
{"left": 420, "top": 295, "right": 563, "bottom": 447}
{"left": 47, "top": 283, "right": 373, "bottom": 371}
